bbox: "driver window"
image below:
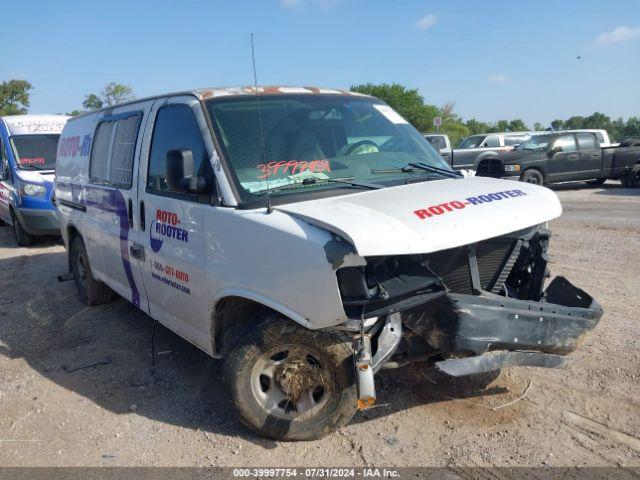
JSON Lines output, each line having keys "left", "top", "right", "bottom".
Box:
{"left": 0, "top": 138, "right": 11, "bottom": 183}
{"left": 553, "top": 134, "right": 577, "bottom": 153}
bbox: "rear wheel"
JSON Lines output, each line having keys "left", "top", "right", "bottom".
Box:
{"left": 11, "top": 211, "right": 34, "bottom": 247}
{"left": 224, "top": 314, "right": 358, "bottom": 441}
{"left": 625, "top": 164, "right": 640, "bottom": 188}
{"left": 70, "top": 236, "right": 115, "bottom": 306}
{"left": 520, "top": 169, "right": 544, "bottom": 185}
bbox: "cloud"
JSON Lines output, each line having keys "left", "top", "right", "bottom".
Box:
{"left": 488, "top": 74, "right": 510, "bottom": 84}
{"left": 593, "top": 26, "right": 640, "bottom": 46}
{"left": 416, "top": 14, "right": 437, "bottom": 30}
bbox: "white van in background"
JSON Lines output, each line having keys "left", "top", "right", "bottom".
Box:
{"left": 56, "top": 86, "right": 602, "bottom": 440}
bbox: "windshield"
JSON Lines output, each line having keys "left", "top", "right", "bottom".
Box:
{"left": 458, "top": 135, "right": 486, "bottom": 149}
{"left": 516, "top": 134, "right": 553, "bottom": 152}
{"left": 205, "top": 95, "right": 452, "bottom": 201}
{"left": 10, "top": 134, "right": 60, "bottom": 170}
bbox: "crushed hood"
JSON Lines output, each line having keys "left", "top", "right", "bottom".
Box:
{"left": 275, "top": 177, "right": 562, "bottom": 257}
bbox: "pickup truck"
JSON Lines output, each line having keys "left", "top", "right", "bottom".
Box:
{"left": 476, "top": 131, "right": 640, "bottom": 187}
{"left": 424, "top": 132, "right": 538, "bottom": 171}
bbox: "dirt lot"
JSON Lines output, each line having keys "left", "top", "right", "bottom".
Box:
{"left": 0, "top": 182, "right": 639, "bottom": 467}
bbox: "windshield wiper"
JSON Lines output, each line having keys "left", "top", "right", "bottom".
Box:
{"left": 371, "top": 163, "right": 461, "bottom": 179}
{"left": 254, "top": 176, "right": 381, "bottom": 196}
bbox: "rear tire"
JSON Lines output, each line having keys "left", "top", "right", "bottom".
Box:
{"left": 11, "top": 211, "right": 34, "bottom": 247}
{"left": 620, "top": 138, "right": 640, "bottom": 147}
{"left": 224, "top": 313, "right": 358, "bottom": 441}
{"left": 624, "top": 164, "right": 640, "bottom": 188}
{"left": 70, "top": 236, "right": 116, "bottom": 306}
{"left": 520, "top": 169, "right": 544, "bottom": 185}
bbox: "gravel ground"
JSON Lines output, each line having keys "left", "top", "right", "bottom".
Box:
{"left": 0, "top": 181, "right": 638, "bottom": 467}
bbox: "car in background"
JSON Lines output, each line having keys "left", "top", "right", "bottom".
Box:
{"left": 0, "top": 114, "right": 69, "bottom": 245}
{"left": 476, "top": 130, "right": 640, "bottom": 187}
{"left": 423, "top": 133, "right": 452, "bottom": 163}
{"left": 423, "top": 131, "right": 541, "bottom": 171}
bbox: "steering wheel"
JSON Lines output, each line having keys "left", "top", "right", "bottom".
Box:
{"left": 339, "top": 140, "right": 380, "bottom": 156}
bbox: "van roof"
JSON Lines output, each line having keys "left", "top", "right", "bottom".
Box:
{"left": 68, "top": 86, "right": 372, "bottom": 120}
{"left": 1, "top": 114, "right": 70, "bottom": 136}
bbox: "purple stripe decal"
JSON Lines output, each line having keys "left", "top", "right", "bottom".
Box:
{"left": 57, "top": 181, "right": 140, "bottom": 308}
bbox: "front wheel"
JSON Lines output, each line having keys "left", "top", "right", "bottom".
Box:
{"left": 625, "top": 165, "right": 640, "bottom": 188}
{"left": 224, "top": 314, "right": 358, "bottom": 441}
{"left": 520, "top": 169, "right": 544, "bottom": 185}
{"left": 11, "top": 212, "right": 34, "bottom": 247}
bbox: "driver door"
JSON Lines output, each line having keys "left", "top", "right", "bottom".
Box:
{"left": 546, "top": 134, "right": 579, "bottom": 181}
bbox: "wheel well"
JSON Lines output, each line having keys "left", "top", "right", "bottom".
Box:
{"left": 212, "top": 296, "right": 279, "bottom": 356}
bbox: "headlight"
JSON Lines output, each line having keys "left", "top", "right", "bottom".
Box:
{"left": 504, "top": 164, "right": 521, "bottom": 172}
{"left": 21, "top": 183, "right": 47, "bottom": 197}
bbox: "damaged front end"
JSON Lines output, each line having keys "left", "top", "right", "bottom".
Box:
{"left": 336, "top": 225, "right": 602, "bottom": 403}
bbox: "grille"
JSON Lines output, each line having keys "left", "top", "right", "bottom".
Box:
{"left": 476, "top": 239, "right": 517, "bottom": 291}
{"left": 424, "top": 239, "right": 517, "bottom": 294}
{"left": 477, "top": 158, "right": 505, "bottom": 177}
{"left": 425, "top": 247, "right": 473, "bottom": 294}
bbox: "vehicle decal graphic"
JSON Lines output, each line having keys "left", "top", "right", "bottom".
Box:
{"left": 57, "top": 135, "right": 92, "bottom": 158}
{"left": 150, "top": 209, "right": 189, "bottom": 253}
{"left": 151, "top": 260, "right": 190, "bottom": 294}
{"left": 56, "top": 181, "right": 140, "bottom": 307}
{"left": 413, "top": 189, "right": 527, "bottom": 220}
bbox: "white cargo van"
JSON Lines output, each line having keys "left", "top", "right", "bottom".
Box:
{"left": 56, "top": 86, "right": 602, "bottom": 440}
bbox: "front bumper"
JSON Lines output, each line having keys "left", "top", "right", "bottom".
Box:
{"left": 401, "top": 276, "right": 603, "bottom": 375}
{"left": 14, "top": 207, "right": 60, "bottom": 236}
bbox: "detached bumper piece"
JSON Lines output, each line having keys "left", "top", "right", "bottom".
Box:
{"left": 403, "top": 276, "right": 603, "bottom": 376}
{"left": 436, "top": 351, "right": 567, "bottom": 377}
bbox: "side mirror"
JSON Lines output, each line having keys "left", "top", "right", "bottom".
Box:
{"left": 547, "top": 146, "right": 560, "bottom": 157}
{"left": 165, "top": 149, "right": 207, "bottom": 194}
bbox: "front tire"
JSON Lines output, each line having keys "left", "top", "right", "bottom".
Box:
{"left": 70, "top": 236, "right": 115, "bottom": 306}
{"left": 224, "top": 314, "right": 358, "bottom": 441}
{"left": 11, "top": 212, "right": 34, "bottom": 247}
{"left": 520, "top": 169, "right": 544, "bottom": 185}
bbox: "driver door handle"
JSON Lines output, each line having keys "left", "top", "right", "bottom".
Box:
{"left": 130, "top": 243, "right": 145, "bottom": 260}
{"left": 568, "top": 155, "right": 578, "bottom": 159}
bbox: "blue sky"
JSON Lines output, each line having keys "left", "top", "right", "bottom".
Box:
{"left": 1, "top": 0, "right": 639, "bottom": 126}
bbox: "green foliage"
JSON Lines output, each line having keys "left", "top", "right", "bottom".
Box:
{"left": 0, "top": 79, "right": 33, "bottom": 116}
{"left": 350, "top": 83, "right": 640, "bottom": 146}
{"left": 82, "top": 82, "right": 135, "bottom": 111}
{"left": 349, "top": 83, "right": 468, "bottom": 145}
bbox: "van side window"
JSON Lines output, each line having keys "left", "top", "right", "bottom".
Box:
{"left": 576, "top": 132, "right": 597, "bottom": 150}
{"left": 89, "top": 112, "right": 142, "bottom": 188}
{"left": 147, "top": 104, "right": 208, "bottom": 198}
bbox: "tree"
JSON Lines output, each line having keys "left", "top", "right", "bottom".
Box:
{"left": 533, "top": 122, "right": 544, "bottom": 131}
{"left": 0, "top": 79, "right": 33, "bottom": 116}
{"left": 550, "top": 119, "right": 565, "bottom": 130}
{"left": 564, "top": 116, "right": 584, "bottom": 130}
{"left": 82, "top": 82, "right": 135, "bottom": 111}
{"left": 350, "top": 83, "right": 439, "bottom": 132}
{"left": 508, "top": 119, "right": 528, "bottom": 132}
{"left": 465, "top": 119, "right": 490, "bottom": 135}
